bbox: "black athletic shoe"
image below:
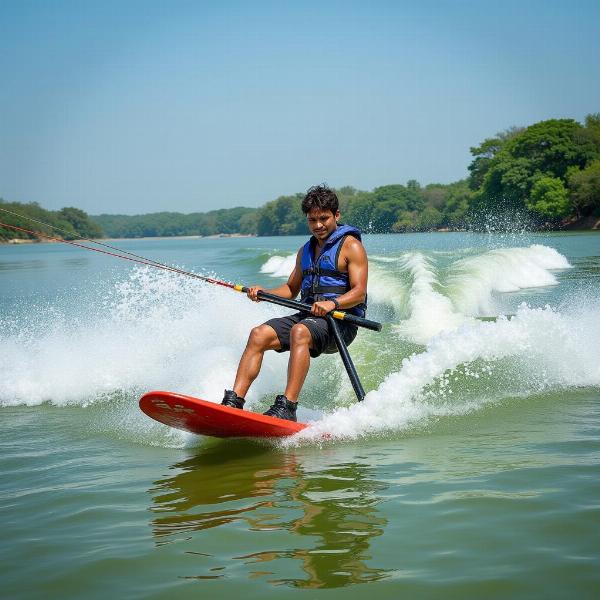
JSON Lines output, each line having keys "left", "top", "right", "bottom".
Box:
{"left": 263, "top": 395, "right": 297, "bottom": 421}
{"left": 221, "top": 389, "right": 245, "bottom": 409}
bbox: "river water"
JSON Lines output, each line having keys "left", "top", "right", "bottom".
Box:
{"left": 1, "top": 231, "right": 599, "bottom": 598}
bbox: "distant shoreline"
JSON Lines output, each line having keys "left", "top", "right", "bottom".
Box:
{"left": 0, "top": 232, "right": 258, "bottom": 245}
{"left": 103, "top": 233, "right": 257, "bottom": 241}
{"left": 2, "top": 224, "right": 598, "bottom": 245}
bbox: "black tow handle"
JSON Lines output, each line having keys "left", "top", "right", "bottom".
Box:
{"left": 240, "top": 288, "right": 382, "bottom": 332}
{"left": 237, "top": 287, "right": 378, "bottom": 402}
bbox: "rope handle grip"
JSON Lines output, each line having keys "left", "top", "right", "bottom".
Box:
{"left": 235, "top": 286, "right": 382, "bottom": 332}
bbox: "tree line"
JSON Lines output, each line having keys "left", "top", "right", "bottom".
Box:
{"left": 0, "top": 201, "right": 102, "bottom": 241}
{"left": 468, "top": 114, "right": 600, "bottom": 227}
{"left": 2, "top": 114, "right": 599, "bottom": 241}
{"left": 243, "top": 113, "right": 600, "bottom": 234}
{"left": 252, "top": 180, "right": 473, "bottom": 235}
{"left": 93, "top": 207, "right": 257, "bottom": 238}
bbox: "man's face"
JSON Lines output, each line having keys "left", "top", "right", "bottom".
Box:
{"left": 306, "top": 208, "right": 340, "bottom": 241}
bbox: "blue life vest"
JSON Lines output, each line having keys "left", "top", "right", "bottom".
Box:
{"left": 299, "top": 224, "right": 367, "bottom": 317}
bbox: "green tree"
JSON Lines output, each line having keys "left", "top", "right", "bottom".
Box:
{"left": 526, "top": 176, "right": 571, "bottom": 221}
{"left": 255, "top": 195, "right": 304, "bottom": 236}
{"left": 343, "top": 193, "right": 376, "bottom": 231}
{"left": 337, "top": 186, "right": 358, "bottom": 198}
{"left": 366, "top": 183, "right": 425, "bottom": 232}
{"left": 468, "top": 127, "right": 524, "bottom": 190}
{"left": 405, "top": 180, "right": 425, "bottom": 212}
{"left": 472, "top": 119, "right": 599, "bottom": 220}
{"left": 0, "top": 201, "right": 104, "bottom": 241}
{"left": 510, "top": 119, "right": 596, "bottom": 178}
{"left": 391, "top": 211, "right": 415, "bottom": 232}
{"left": 421, "top": 184, "right": 447, "bottom": 209}
{"left": 239, "top": 211, "right": 258, "bottom": 234}
{"left": 469, "top": 137, "right": 504, "bottom": 190}
{"left": 372, "top": 184, "right": 408, "bottom": 206}
{"left": 416, "top": 206, "right": 443, "bottom": 230}
{"left": 441, "top": 180, "right": 473, "bottom": 228}
{"left": 370, "top": 186, "right": 407, "bottom": 232}
{"left": 568, "top": 160, "right": 600, "bottom": 217}
{"left": 582, "top": 113, "right": 600, "bottom": 153}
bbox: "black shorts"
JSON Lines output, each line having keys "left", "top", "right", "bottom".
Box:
{"left": 264, "top": 312, "right": 358, "bottom": 358}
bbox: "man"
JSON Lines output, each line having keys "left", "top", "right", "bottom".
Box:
{"left": 222, "top": 185, "right": 368, "bottom": 421}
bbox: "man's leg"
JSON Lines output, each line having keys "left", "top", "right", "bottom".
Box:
{"left": 232, "top": 324, "right": 281, "bottom": 398}
{"left": 283, "top": 323, "right": 314, "bottom": 402}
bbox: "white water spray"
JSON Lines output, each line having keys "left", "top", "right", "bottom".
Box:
{"left": 292, "top": 300, "right": 600, "bottom": 443}
{"left": 1, "top": 241, "right": 594, "bottom": 448}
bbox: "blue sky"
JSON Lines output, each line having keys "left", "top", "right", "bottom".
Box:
{"left": 1, "top": 0, "right": 599, "bottom": 214}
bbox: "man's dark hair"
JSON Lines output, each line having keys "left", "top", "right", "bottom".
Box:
{"left": 301, "top": 184, "right": 339, "bottom": 214}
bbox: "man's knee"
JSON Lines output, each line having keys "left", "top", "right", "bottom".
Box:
{"left": 248, "top": 324, "right": 277, "bottom": 349}
{"left": 290, "top": 323, "right": 312, "bottom": 347}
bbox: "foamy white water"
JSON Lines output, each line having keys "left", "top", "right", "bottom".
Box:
{"left": 447, "top": 244, "right": 572, "bottom": 315}
{"left": 392, "top": 252, "right": 467, "bottom": 344}
{"left": 387, "top": 244, "right": 572, "bottom": 344}
{"left": 292, "top": 300, "right": 600, "bottom": 443}
{"left": 260, "top": 254, "right": 296, "bottom": 277}
{"left": 366, "top": 258, "right": 408, "bottom": 314}
{"left": 0, "top": 239, "right": 593, "bottom": 449}
{"left": 0, "top": 267, "right": 288, "bottom": 408}
{"left": 260, "top": 245, "right": 572, "bottom": 346}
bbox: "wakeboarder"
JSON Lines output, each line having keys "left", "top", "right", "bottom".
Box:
{"left": 222, "top": 185, "right": 369, "bottom": 421}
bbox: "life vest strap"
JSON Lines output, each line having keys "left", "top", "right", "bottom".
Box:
{"left": 301, "top": 285, "right": 349, "bottom": 300}
{"left": 301, "top": 266, "right": 349, "bottom": 279}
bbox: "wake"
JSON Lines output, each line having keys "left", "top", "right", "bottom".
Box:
{"left": 290, "top": 300, "right": 600, "bottom": 443}
{"left": 2, "top": 242, "right": 596, "bottom": 448}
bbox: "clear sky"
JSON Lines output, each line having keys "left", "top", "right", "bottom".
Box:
{"left": 1, "top": 0, "right": 599, "bottom": 215}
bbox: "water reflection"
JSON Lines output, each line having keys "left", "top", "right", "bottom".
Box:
{"left": 567, "top": 255, "right": 600, "bottom": 279}
{"left": 0, "top": 259, "right": 46, "bottom": 271}
{"left": 149, "top": 440, "right": 390, "bottom": 588}
{"left": 61, "top": 257, "right": 90, "bottom": 269}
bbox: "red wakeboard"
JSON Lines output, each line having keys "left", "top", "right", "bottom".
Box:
{"left": 139, "top": 391, "right": 308, "bottom": 438}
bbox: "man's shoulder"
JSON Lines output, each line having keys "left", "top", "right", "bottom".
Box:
{"left": 342, "top": 234, "right": 365, "bottom": 250}
{"left": 340, "top": 234, "right": 367, "bottom": 262}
